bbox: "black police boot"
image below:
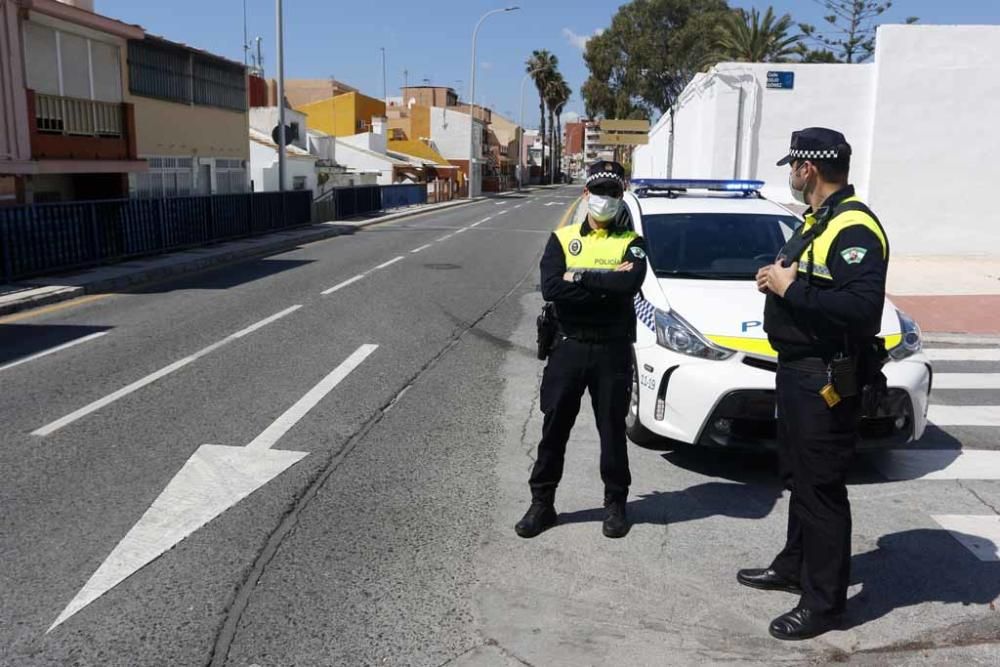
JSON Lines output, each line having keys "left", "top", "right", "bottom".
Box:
{"left": 602, "top": 497, "right": 630, "bottom": 538}
{"left": 768, "top": 607, "right": 842, "bottom": 641}
{"left": 515, "top": 501, "right": 557, "bottom": 538}
{"left": 737, "top": 568, "right": 802, "bottom": 594}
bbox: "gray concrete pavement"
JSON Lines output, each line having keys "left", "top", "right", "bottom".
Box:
{"left": 1, "top": 185, "right": 998, "bottom": 666}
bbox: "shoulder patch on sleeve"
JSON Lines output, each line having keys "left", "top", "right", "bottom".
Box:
{"left": 629, "top": 246, "right": 646, "bottom": 259}
{"left": 840, "top": 247, "right": 868, "bottom": 264}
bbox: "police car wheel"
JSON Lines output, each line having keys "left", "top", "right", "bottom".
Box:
{"left": 626, "top": 353, "right": 658, "bottom": 446}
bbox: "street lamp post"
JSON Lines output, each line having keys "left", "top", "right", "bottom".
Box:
{"left": 468, "top": 6, "right": 519, "bottom": 199}
{"left": 276, "top": 0, "right": 286, "bottom": 192}
{"left": 518, "top": 66, "right": 544, "bottom": 192}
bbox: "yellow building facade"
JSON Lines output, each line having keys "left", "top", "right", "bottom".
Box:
{"left": 296, "top": 91, "right": 387, "bottom": 137}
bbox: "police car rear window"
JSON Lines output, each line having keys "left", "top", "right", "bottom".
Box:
{"left": 642, "top": 213, "right": 799, "bottom": 280}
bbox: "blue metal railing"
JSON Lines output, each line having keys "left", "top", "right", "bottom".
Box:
{"left": 0, "top": 190, "right": 312, "bottom": 282}
{"left": 312, "top": 183, "right": 430, "bottom": 222}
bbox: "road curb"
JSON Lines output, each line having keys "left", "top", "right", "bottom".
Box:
{"left": 922, "top": 332, "right": 1000, "bottom": 345}
{"left": 0, "top": 196, "right": 489, "bottom": 319}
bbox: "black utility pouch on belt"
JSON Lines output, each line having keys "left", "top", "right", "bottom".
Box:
{"left": 830, "top": 355, "right": 859, "bottom": 398}
{"left": 536, "top": 303, "right": 556, "bottom": 360}
{"left": 857, "top": 337, "right": 889, "bottom": 417}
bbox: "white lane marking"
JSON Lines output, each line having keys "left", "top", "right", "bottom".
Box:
{"left": 49, "top": 344, "right": 378, "bottom": 631}
{"left": 0, "top": 332, "right": 109, "bottom": 373}
{"left": 496, "top": 210, "right": 508, "bottom": 216}
{"left": 321, "top": 274, "right": 366, "bottom": 295}
{"left": 410, "top": 243, "right": 433, "bottom": 254}
{"left": 931, "top": 515, "right": 1000, "bottom": 561}
{"left": 928, "top": 405, "right": 1000, "bottom": 426}
{"left": 247, "top": 344, "right": 378, "bottom": 451}
{"left": 373, "top": 256, "right": 404, "bottom": 271}
{"left": 230, "top": 305, "right": 302, "bottom": 338}
{"left": 32, "top": 305, "right": 302, "bottom": 437}
{"left": 436, "top": 233, "right": 455, "bottom": 242}
{"left": 871, "top": 449, "right": 1000, "bottom": 480}
{"left": 495, "top": 202, "right": 505, "bottom": 206}
{"left": 934, "top": 373, "right": 1000, "bottom": 390}
{"left": 925, "top": 348, "right": 1000, "bottom": 361}
{"left": 544, "top": 202, "right": 561, "bottom": 207}
{"left": 454, "top": 227, "right": 468, "bottom": 235}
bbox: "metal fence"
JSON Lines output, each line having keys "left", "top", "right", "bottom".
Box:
{"left": 312, "top": 183, "right": 428, "bottom": 222}
{"left": 0, "top": 190, "right": 312, "bottom": 282}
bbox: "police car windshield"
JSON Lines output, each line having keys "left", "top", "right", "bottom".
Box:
{"left": 642, "top": 213, "right": 799, "bottom": 280}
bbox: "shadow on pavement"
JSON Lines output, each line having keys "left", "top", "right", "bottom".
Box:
{"left": 131, "top": 258, "right": 314, "bottom": 293}
{"left": 655, "top": 442, "right": 966, "bottom": 486}
{"left": 557, "top": 481, "right": 782, "bottom": 527}
{"left": 0, "top": 324, "right": 113, "bottom": 366}
{"left": 846, "top": 529, "right": 1000, "bottom": 628}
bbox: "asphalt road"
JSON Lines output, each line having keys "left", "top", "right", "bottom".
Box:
{"left": 1, "top": 185, "right": 998, "bottom": 666}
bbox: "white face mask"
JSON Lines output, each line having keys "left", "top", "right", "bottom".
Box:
{"left": 588, "top": 194, "right": 621, "bottom": 223}
{"left": 788, "top": 166, "right": 807, "bottom": 204}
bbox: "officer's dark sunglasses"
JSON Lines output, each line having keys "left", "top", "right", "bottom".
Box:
{"left": 588, "top": 182, "right": 624, "bottom": 198}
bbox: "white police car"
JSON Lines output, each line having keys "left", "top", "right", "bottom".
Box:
{"left": 623, "top": 179, "right": 931, "bottom": 449}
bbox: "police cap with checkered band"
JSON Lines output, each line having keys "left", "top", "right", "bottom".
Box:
{"left": 776, "top": 127, "right": 852, "bottom": 166}
{"left": 586, "top": 160, "right": 627, "bottom": 192}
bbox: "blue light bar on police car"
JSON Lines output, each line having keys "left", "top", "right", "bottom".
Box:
{"left": 631, "top": 179, "right": 765, "bottom": 192}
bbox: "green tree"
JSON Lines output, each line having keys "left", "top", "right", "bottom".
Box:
{"left": 798, "top": 1, "right": 918, "bottom": 63}
{"left": 714, "top": 7, "right": 800, "bottom": 63}
{"left": 526, "top": 50, "right": 558, "bottom": 179}
{"left": 581, "top": 0, "right": 729, "bottom": 119}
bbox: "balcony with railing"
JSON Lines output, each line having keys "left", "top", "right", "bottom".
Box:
{"left": 27, "top": 90, "right": 137, "bottom": 161}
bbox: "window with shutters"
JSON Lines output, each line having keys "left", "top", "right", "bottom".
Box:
{"left": 128, "top": 39, "right": 246, "bottom": 112}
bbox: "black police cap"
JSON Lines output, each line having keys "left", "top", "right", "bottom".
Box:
{"left": 586, "top": 160, "right": 626, "bottom": 189}
{"left": 776, "top": 127, "right": 852, "bottom": 166}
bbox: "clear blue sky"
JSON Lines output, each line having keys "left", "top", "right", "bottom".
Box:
{"left": 97, "top": 0, "right": 998, "bottom": 128}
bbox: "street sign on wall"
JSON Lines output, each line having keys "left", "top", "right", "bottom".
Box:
{"left": 597, "top": 133, "right": 649, "bottom": 146}
{"left": 766, "top": 71, "right": 795, "bottom": 89}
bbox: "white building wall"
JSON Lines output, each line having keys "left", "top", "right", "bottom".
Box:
{"left": 867, "top": 25, "right": 1000, "bottom": 255}
{"left": 249, "top": 141, "right": 317, "bottom": 193}
{"left": 429, "top": 107, "right": 483, "bottom": 160}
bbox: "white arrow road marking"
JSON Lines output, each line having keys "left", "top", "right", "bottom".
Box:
{"left": 924, "top": 348, "right": 1000, "bottom": 361}
{"left": 933, "top": 373, "right": 1000, "bottom": 389}
{"left": 871, "top": 449, "right": 1000, "bottom": 480}
{"left": 928, "top": 405, "right": 1000, "bottom": 427}
{"left": 322, "top": 274, "right": 365, "bottom": 295}
{"left": 0, "top": 331, "right": 108, "bottom": 374}
{"left": 931, "top": 515, "right": 1000, "bottom": 561}
{"left": 48, "top": 344, "right": 378, "bottom": 631}
{"left": 33, "top": 306, "right": 302, "bottom": 436}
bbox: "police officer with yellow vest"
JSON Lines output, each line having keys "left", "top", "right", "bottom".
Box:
{"left": 516, "top": 161, "right": 646, "bottom": 540}
{"left": 739, "top": 128, "right": 889, "bottom": 640}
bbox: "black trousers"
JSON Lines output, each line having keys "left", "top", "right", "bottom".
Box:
{"left": 770, "top": 364, "right": 860, "bottom": 615}
{"left": 529, "top": 337, "right": 632, "bottom": 504}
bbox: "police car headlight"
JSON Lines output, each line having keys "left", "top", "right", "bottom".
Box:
{"left": 654, "top": 308, "right": 734, "bottom": 361}
{"left": 888, "top": 310, "right": 922, "bottom": 361}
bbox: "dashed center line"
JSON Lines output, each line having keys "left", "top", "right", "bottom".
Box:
{"left": 322, "top": 274, "right": 366, "bottom": 295}
{"left": 33, "top": 305, "right": 303, "bottom": 437}
{"left": 374, "top": 256, "right": 405, "bottom": 270}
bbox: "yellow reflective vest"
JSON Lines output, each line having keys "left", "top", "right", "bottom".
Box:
{"left": 554, "top": 224, "right": 638, "bottom": 272}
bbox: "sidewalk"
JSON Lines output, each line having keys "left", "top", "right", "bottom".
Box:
{"left": 888, "top": 256, "right": 1000, "bottom": 337}
{"left": 0, "top": 195, "right": 491, "bottom": 318}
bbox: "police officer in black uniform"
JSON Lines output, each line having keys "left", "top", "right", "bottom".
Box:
{"left": 515, "top": 161, "right": 647, "bottom": 540}
{"left": 737, "top": 128, "right": 889, "bottom": 640}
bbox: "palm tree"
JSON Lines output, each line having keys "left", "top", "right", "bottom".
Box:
{"left": 526, "top": 50, "right": 557, "bottom": 181}
{"left": 550, "top": 78, "right": 571, "bottom": 184}
{"left": 714, "top": 6, "right": 800, "bottom": 63}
